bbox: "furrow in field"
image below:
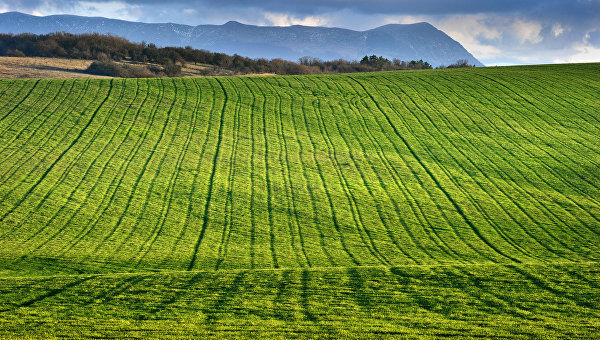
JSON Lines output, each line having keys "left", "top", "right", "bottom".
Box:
{"left": 262, "top": 79, "right": 281, "bottom": 269}
{"left": 0, "top": 80, "right": 55, "bottom": 145}
{"left": 294, "top": 77, "right": 387, "bottom": 265}
{"left": 91, "top": 275, "right": 148, "bottom": 304}
{"left": 248, "top": 79, "right": 259, "bottom": 269}
{"left": 9, "top": 79, "right": 129, "bottom": 252}
{"left": 433, "top": 72, "right": 600, "bottom": 224}
{"left": 348, "top": 75, "right": 518, "bottom": 263}
{"left": 0, "top": 276, "right": 96, "bottom": 312}
{"left": 391, "top": 74, "right": 575, "bottom": 260}
{"left": 21, "top": 79, "right": 146, "bottom": 259}
{"left": 379, "top": 78, "right": 523, "bottom": 262}
{"left": 410, "top": 73, "right": 598, "bottom": 256}
{"left": 0, "top": 81, "right": 74, "bottom": 203}
{"left": 244, "top": 77, "right": 302, "bottom": 268}
{"left": 187, "top": 78, "right": 229, "bottom": 271}
{"left": 271, "top": 270, "right": 297, "bottom": 321}
{"left": 481, "top": 73, "right": 600, "bottom": 170}
{"left": 0, "top": 79, "right": 102, "bottom": 249}
{"left": 118, "top": 78, "right": 187, "bottom": 263}
{"left": 272, "top": 77, "right": 337, "bottom": 267}
{"left": 343, "top": 76, "right": 473, "bottom": 262}
{"left": 441, "top": 265, "right": 543, "bottom": 321}
{"left": 505, "top": 72, "right": 600, "bottom": 139}
{"left": 333, "top": 77, "right": 443, "bottom": 263}
{"left": 496, "top": 71, "right": 600, "bottom": 138}
{"left": 214, "top": 77, "right": 243, "bottom": 270}
{"left": 302, "top": 75, "right": 392, "bottom": 265}
{"left": 248, "top": 77, "right": 309, "bottom": 267}
{"left": 0, "top": 79, "right": 17, "bottom": 102}
{"left": 398, "top": 75, "right": 564, "bottom": 257}
{"left": 508, "top": 265, "right": 597, "bottom": 310}
{"left": 0, "top": 79, "right": 114, "bottom": 229}
{"left": 412, "top": 75, "right": 584, "bottom": 252}
{"left": 0, "top": 80, "right": 83, "bottom": 190}
{"left": 0, "top": 80, "right": 72, "bottom": 191}
{"left": 255, "top": 77, "right": 326, "bottom": 267}
{"left": 258, "top": 76, "right": 334, "bottom": 266}
{"left": 246, "top": 77, "right": 284, "bottom": 269}
{"left": 0, "top": 79, "right": 41, "bottom": 124}
{"left": 0, "top": 80, "right": 33, "bottom": 122}
{"left": 59, "top": 79, "right": 165, "bottom": 259}
{"left": 319, "top": 75, "right": 449, "bottom": 264}
{"left": 283, "top": 76, "right": 362, "bottom": 266}
{"left": 244, "top": 77, "right": 278, "bottom": 269}
{"left": 0, "top": 80, "right": 71, "bottom": 161}
{"left": 1, "top": 262, "right": 599, "bottom": 338}
{"left": 0, "top": 80, "right": 63, "bottom": 186}
{"left": 540, "top": 72, "right": 600, "bottom": 115}
{"left": 299, "top": 269, "right": 318, "bottom": 322}
{"left": 326, "top": 76, "right": 451, "bottom": 264}
{"left": 475, "top": 74, "right": 600, "bottom": 193}
{"left": 460, "top": 75, "right": 600, "bottom": 227}
{"left": 165, "top": 78, "right": 216, "bottom": 269}
{"left": 89, "top": 79, "right": 178, "bottom": 267}
{"left": 131, "top": 78, "right": 199, "bottom": 268}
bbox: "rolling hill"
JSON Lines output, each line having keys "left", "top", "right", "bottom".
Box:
{"left": 0, "top": 64, "right": 599, "bottom": 337}
{"left": 0, "top": 11, "right": 484, "bottom": 67}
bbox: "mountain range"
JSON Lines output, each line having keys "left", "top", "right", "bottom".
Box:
{"left": 0, "top": 12, "right": 483, "bottom": 67}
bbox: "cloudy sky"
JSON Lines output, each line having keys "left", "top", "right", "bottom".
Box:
{"left": 0, "top": 0, "right": 599, "bottom": 65}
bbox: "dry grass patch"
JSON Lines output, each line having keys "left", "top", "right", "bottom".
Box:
{"left": 0, "top": 56, "right": 277, "bottom": 79}
{"left": 0, "top": 56, "right": 111, "bottom": 79}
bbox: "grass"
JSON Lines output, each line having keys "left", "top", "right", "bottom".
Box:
{"left": 0, "top": 63, "right": 599, "bottom": 337}
{"left": 0, "top": 57, "right": 109, "bottom": 79}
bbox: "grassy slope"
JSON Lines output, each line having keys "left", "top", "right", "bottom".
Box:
{"left": 0, "top": 64, "right": 599, "bottom": 337}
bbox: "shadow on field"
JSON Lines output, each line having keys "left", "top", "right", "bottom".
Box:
{"left": 1, "top": 276, "right": 95, "bottom": 312}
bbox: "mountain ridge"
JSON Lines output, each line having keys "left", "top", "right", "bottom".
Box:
{"left": 0, "top": 11, "right": 484, "bottom": 67}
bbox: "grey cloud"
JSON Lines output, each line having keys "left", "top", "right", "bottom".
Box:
{"left": 130, "top": 0, "right": 542, "bottom": 15}
{"left": 1, "top": 0, "right": 80, "bottom": 10}
{"left": 1, "top": 0, "right": 591, "bottom": 15}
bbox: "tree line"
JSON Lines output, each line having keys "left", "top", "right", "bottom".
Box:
{"left": 0, "top": 32, "right": 472, "bottom": 77}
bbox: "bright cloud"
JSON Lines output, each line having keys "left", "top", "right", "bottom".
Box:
{"left": 554, "top": 43, "right": 600, "bottom": 63}
{"left": 436, "top": 14, "right": 503, "bottom": 59}
{"left": 381, "top": 15, "right": 430, "bottom": 25}
{"left": 11, "top": 1, "right": 142, "bottom": 21}
{"left": 552, "top": 23, "right": 565, "bottom": 37}
{"left": 510, "top": 19, "right": 543, "bottom": 44}
{"left": 264, "top": 12, "right": 327, "bottom": 27}
{"left": 76, "top": 1, "right": 141, "bottom": 21}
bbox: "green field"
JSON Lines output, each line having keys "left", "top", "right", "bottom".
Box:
{"left": 0, "top": 63, "right": 599, "bottom": 338}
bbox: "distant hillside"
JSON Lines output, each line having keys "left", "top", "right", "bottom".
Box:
{"left": 0, "top": 11, "right": 483, "bottom": 67}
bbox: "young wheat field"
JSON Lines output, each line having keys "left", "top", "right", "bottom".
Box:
{"left": 0, "top": 63, "right": 599, "bottom": 338}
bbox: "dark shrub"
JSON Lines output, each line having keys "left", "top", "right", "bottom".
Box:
{"left": 6, "top": 49, "right": 26, "bottom": 57}
{"left": 163, "top": 61, "right": 182, "bottom": 77}
{"left": 447, "top": 59, "right": 475, "bottom": 68}
{"left": 86, "top": 60, "right": 154, "bottom": 78}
